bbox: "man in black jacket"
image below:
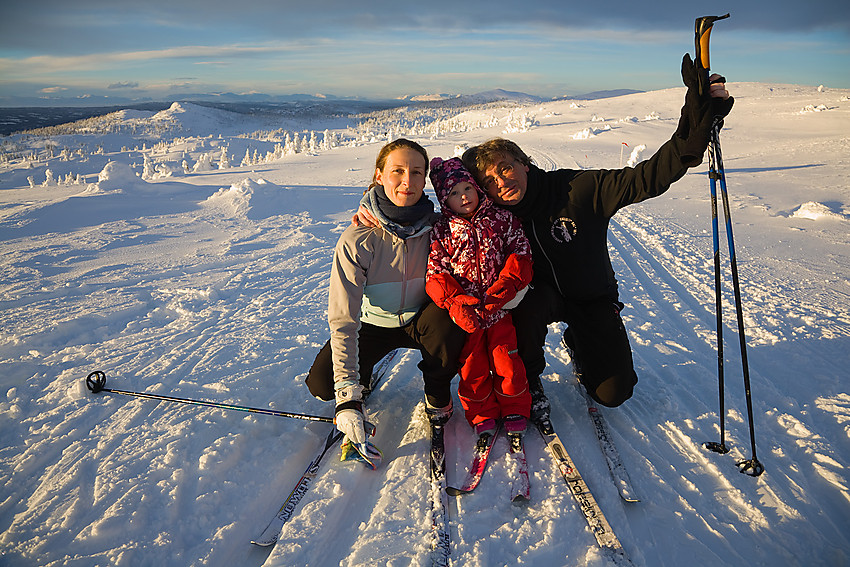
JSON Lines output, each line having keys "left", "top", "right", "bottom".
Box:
{"left": 461, "top": 55, "right": 733, "bottom": 422}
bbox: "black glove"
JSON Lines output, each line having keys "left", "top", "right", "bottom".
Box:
{"left": 676, "top": 53, "right": 735, "bottom": 167}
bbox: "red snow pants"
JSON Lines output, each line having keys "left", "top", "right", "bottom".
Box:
{"left": 457, "top": 313, "right": 531, "bottom": 427}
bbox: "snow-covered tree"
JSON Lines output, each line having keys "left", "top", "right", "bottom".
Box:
{"left": 284, "top": 133, "right": 295, "bottom": 155}
{"left": 192, "top": 153, "right": 214, "bottom": 172}
{"left": 142, "top": 154, "right": 155, "bottom": 180}
{"left": 218, "top": 146, "right": 231, "bottom": 169}
{"left": 626, "top": 144, "right": 647, "bottom": 167}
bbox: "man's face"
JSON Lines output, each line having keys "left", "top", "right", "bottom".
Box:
{"left": 481, "top": 153, "right": 529, "bottom": 206}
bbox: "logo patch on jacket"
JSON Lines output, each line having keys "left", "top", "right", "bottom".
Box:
{"left": 551, "top": 217, "right": 578, "bottom": 243}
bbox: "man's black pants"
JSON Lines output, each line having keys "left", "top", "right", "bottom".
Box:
{"left": 511, "top": 281, "right": 637, "bottom": 407}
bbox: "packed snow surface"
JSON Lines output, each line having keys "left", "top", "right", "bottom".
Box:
{"left": 1, "top": 82, "right": 849, "bottom": 567}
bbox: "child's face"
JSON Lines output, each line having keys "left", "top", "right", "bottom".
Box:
{"left": 446, "top": 181, "right": 479, "bottom": 218}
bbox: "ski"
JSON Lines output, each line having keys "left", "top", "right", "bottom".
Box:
{"left": 579, "top": 387, "right": 639, "bottom": 502}
{"left": 252, "top": 427, "right": 342, "bottom": 546}
{"left": 508, "top": 432, "right": 530, "bottom": 505}
{"left": 251, "top": 349, "right": 398, "bottom": 547}
{"left": 429, "top": 422, "right": 451, "bottom": 567}
{"left": 565, "top": 341, "right": 639, "bottom": 502}
{"left": 446, "top": 424, "right": 501, "bottom": 496}
{"left": 536, "top": 418, "right": 633, "bottom": 566}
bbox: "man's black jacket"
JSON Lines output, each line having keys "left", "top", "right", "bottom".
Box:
{"left": 502, "top": 134, "right": 690, "bottom": 302}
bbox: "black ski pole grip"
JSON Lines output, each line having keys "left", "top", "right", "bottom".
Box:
{"left": 86, "top": 370, "right": 108, "bottom": 393}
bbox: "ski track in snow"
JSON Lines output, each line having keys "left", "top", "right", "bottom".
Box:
{"left": 1, "top": 83, "right": 849, "bottom": 567}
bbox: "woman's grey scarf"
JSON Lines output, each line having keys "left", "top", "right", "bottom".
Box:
{"left": 360, "top": 185, "right": 435, "bottom": 238}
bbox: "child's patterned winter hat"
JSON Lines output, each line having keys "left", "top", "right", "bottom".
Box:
{"left": 429, "top": 157, "right": 480, "bottom": 203}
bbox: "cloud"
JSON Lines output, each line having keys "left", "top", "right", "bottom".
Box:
{"left": 0, "top": 42, "right": 311, "bottom": 81}
{"left": 39, "top": 86, "right": 68, "bottom": 93}
{"left": 165, "top": 82, "right": 200, "bottom": 91}
{"left": 1, "top": 0, "right": 848, "bottom": 55}
{"left": 2, "top": 1, "right": 847, "bottom": 100}
{"left": 108, "top": 81, "right": 139, "bottom": 89}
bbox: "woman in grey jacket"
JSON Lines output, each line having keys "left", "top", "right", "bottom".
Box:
{"left": 306, "top": 139, "right": 465, "bottom": 450}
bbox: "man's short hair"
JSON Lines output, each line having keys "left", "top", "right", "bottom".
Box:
{"left": 461, "top": 138, "right": 533, "bottom": 183}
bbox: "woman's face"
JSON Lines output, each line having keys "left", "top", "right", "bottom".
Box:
{"left": 375, "top": 147, "right": 427, "bottom": 207}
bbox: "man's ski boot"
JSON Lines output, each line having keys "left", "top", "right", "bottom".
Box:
{"left": 425, "top": 395, "right": 454, "bottom": 426}
{"left": 529, "top": 383, "right": 551, "bottom": 427}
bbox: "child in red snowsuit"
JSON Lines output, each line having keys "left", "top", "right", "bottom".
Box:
{"left": 426, "top": 157, "right": 533, "bottom": 436}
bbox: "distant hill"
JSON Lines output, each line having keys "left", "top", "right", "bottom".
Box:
{"left": 0, "top": 103, "right": 174, "bottom": 136}
{"left": 558, "top": 89, "right": 644, "bottom": 100}
{"left": 397, "top": 89, "right": 546, "bottom": 104}
{"left": 0, "top": 88, "right": 644, "bottom": 136}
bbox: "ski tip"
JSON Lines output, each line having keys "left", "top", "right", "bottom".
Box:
{"left": 617, "top": 482, "right": 640, "bottom": 502}
{"left": 446, "top": 484, "right": 476, "bottom": 496}
{"left": 604, "top": 547, "right": 636, "bottom": 567}
{"left": 340, "top": 439, "right": 383, "bottom": 469}
{"left": 511, "top": 495, "right": 530, "bottom": 507}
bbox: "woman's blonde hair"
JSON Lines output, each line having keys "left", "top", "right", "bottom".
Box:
{"left": 369, "top": 138, "right": 429, "bottom": 189}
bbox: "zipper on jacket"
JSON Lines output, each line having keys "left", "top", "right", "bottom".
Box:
{"left": 451, "top": 214, "right": 485, "bottom": 295}
{"left": 399, "top": 239, "right": 408, "bottom": 326}
{"left": 471, "top": 223, "right": 483, "bottom": 293}
{"left": 531, "top": 218, "right": 564, "bottom": 296}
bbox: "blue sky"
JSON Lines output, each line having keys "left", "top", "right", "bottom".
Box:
{"left": 1, "top": 0, "right": 848, "bottom": 106}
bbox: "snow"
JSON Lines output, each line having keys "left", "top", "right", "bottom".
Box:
{"left": 791, "top": 202, "right": 848, "bottom": 222}
{"left": 1, "top": 82, "right": 849, "bottom": 567}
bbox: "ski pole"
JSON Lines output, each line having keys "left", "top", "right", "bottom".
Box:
{"left": 704, "top": 117, "right": 728, "bottom": 456}
{"left": 85, "top": 370, "right": 333, "bottom": 423}
{"left": 709, "top": 126, "right": 764, "bottom": 477}
{"left": 695, "top": 14, "right": 730, "bottom": 457}
{"left": 694, "top": 14, "right": 764, "bottom": 476}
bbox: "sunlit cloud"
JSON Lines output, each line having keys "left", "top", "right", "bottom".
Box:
{"left": 4, "top": 41, "right": 317, "bottom": 77}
